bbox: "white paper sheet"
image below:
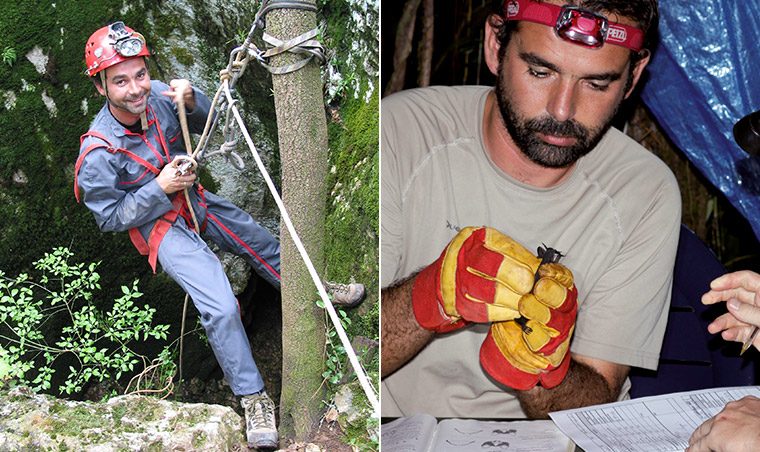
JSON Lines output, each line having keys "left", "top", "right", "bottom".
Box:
{"left": 549, "top": 386, "right": 760, "bottom": 452}
{"left": 382, "top": 413, "right": 438, "bottom": 452}
{"left": 430, "top": 418, "right": 575, "bottom": 452}
{"left": 381, "top": 415, "right": 575, "bottom": 452}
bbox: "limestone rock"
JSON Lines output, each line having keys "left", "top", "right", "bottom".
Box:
{"left": 333, "top": 383, "right": 379, "bottom": 446}
{"left": 0, "top": 386, "right": 248, "bottom": 451}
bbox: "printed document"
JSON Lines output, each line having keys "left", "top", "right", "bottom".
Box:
{"left": 381, "top": 413, "right": 575, "bottom": 452}
{"left": 549, "top": 386, "right": 760, "bottom": 452}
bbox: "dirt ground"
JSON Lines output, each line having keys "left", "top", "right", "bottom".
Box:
{"left": 277, "top": 423, "right": 355, "bottom": 452}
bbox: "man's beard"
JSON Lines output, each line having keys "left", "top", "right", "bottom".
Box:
{"left": 494, "top": 63, "right": 616, "bottom": 168}
{"left": 110, "top": 90, "right": 149, "bottom": 117}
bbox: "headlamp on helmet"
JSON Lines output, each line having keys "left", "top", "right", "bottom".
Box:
{"left": 110, "top": 21, "right": 146, "bottom": 57}
{"left": 85, "top": 21, "right": 149, "bottom": 77}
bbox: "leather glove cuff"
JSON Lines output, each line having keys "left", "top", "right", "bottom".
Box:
{"left": 412, "top": 261, "right": 469, "bottom": 333}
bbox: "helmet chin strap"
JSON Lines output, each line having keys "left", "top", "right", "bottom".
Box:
{"left": 140, "top": 111, "right": 148, "bottom": 131}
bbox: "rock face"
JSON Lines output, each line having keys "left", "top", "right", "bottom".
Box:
{"left": 0, "top": 385, "right": 369, "bottom": 451}
{"left": 0, "top": 386, "right": 248, "bottom": 451}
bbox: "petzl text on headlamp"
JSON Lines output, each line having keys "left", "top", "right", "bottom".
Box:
{"left": 109, "top": 21, "right": 145, "bottom": 57}
{"left": 504, "top": 0, "right": 644, "bottom": 51}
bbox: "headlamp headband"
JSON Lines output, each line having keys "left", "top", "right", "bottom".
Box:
{"left": 504, "top": 0, "right": 644, "bottom": 52}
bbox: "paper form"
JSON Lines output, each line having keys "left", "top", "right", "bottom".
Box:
{"left": 549, "top": 386, "right": 760, "bottom": 452}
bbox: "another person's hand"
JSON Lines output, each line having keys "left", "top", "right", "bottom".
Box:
{"left": 412, "top": 226, "right": 544, "bottom": 332}
{"left": 687, "top": 395, "right": 760, "bottom": 452}
{"left": 161, "top": 79, "right": 195, "bottom": 111}
{"left": 702, "top": 270, "right": 760, "bottom": 350}
{"left": 479, "top": 263, "right": 577, "bottom": 390}
{"left": 155, "top": 162, "right": 196, "bottom": 194}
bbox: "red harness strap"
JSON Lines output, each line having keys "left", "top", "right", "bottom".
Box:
{"left": 74, "top": 130, "right": 161, "bottom": 202}
{"left": 127, "top": 188, "right": 206, "bottom": 273}
{"left": 74, "top": 129, "right": 204, "bottom": 273}
{"left": 144, "top": 195, "right": 184, "bottom": 272}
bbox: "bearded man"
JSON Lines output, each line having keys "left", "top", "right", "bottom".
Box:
{"left": 380, "top": 0, "right": 680, "bottom": 419}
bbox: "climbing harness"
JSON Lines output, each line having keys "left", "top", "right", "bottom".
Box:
{"left": 74, "top": 111, "right": 207, "bottom": 274}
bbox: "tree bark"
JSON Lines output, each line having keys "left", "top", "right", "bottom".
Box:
{"left": 266, "top": 1, "right": 328, "bottom": 441}
{"left": 384, "top": 0, "right": 423, "bottom": 96}
{"left": 417, "top": 0, "right": 434, "bottom": 87}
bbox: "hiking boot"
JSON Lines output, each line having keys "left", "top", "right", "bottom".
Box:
{"left": 241, "top": 391, "right": 278, "bottom": 449}
{"left": 324, "top": 280, "right": 366, "bottom": 308}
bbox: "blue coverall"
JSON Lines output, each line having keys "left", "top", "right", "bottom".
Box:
{"left": 76, "top": 80, "right": 280, "bottom": 396}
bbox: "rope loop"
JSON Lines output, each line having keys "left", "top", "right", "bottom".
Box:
{"left": 219, "top": 69, "right": 231, "bottom": 83}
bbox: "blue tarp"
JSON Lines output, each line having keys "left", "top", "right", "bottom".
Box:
{"left": 641, "top": 1, "right": 760, "bottom": 239}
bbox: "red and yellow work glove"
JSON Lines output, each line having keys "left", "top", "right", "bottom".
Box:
{"left": 480, "top": 261, "right": 577, "bottom": 390}
{"left": 412, "top": 226, "right": 548, "bottom": 333}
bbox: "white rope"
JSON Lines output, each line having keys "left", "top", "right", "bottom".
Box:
{"left": 222, "top": 82, "right": 379, "bottom": 416}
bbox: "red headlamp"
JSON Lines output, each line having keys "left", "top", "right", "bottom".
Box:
{"left": 504, "top": 0, "right": 644, "bottom": 52}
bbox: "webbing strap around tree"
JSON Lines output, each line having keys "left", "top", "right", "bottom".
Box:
{"left": 253, "top": 0, "right": 327, "bottom": 75}
{"left": 260, "top": 28, "right": 325, "bottom": 75}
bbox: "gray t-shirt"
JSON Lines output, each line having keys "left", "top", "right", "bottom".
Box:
{"left": 381, "top": 85, "right": 681, "bottom": 418}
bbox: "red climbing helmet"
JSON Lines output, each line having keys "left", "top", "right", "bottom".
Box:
{"left": 85, "top": 21, "right": 149, "bottom": 77}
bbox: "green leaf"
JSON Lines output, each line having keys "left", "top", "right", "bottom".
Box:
{"left": 0, "top": 356, "right": 11, "bottom": 380}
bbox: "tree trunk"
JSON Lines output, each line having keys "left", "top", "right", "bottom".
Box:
{"left": 267, "top": 1, "right": 328, "bottom": 441}
{"left": 384, "top": 0, "right": 423, "bottom": 96}
{"left": 417, "top": 0, "right": 434, "bottom": 87}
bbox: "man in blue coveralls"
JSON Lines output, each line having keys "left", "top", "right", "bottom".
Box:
{"left": 75, "top": 22, "right": 363, "bottom": 449}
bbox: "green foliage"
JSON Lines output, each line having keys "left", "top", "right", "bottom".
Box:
{"left": 333, "top": 72, "right": 358, "bottom": 99}
{"left": 316, "top": 298, "right": 353, "bottom": 385}
{"left": 345, "top": 415, "right": 380, "bottom": 452}
{"left": 225, "top": 29, "right": 249, "bottom": 46}
{"left": 0, "top": 248, "right": 171, "bottom": 395}
{"left": 1, "top": 46, "right": 15, "bottom": 66}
